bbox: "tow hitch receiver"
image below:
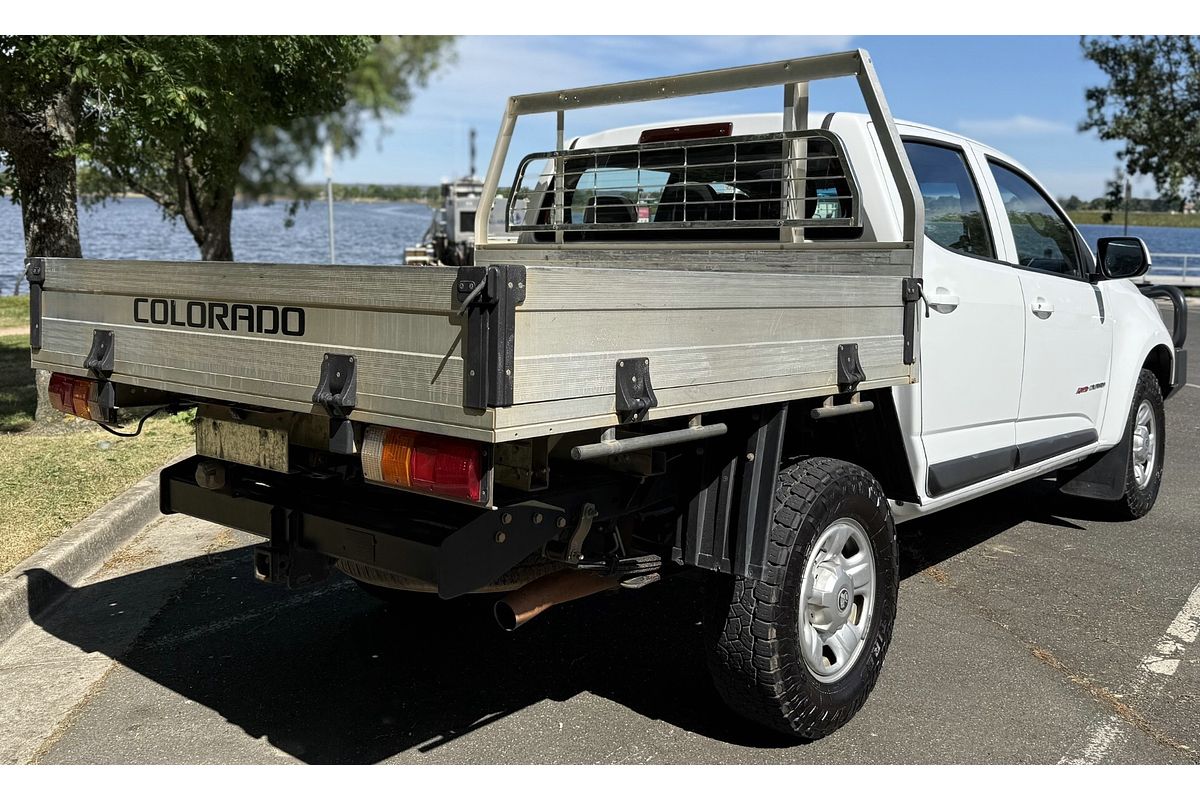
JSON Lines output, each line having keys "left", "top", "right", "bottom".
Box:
{"left": 253, "top": 506, "right": 331, "bottom": 589}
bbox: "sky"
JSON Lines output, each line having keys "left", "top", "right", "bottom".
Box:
{"left": 317, "top": 35, "right": 1153, "bottom": 201}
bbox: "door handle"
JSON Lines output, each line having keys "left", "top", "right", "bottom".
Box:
{"left": 928, "top": 289, "right": 960, "bottom": 314}
{"left": 1031, "top": 297, "right": 1054, "bottom": 319}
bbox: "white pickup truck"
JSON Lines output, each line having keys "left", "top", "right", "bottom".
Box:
{"left": 27, "top": 49, "right": 1187, "bottom": 739}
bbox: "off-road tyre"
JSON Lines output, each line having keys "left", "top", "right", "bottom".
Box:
{"left": 1114, "top": 368, "right": 1166, "bottom": 520}
{"left": 705, "top": 457, "right": 898, "bottom": 740}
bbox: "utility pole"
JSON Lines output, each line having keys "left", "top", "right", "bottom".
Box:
{"left": 324, "top": 141, "right": 336, "bottom": 264}
{"left": 469, "top": 127, "right": 477, "bottom": 179}
{"left": 1123, "top": 176, "right": 1131, "bottom": 236}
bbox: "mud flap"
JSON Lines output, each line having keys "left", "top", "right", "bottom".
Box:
{"left": 1057, "top": 427, "right": 1131, "bottom": 502}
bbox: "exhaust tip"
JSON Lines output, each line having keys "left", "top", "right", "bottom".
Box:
{"left": 494, "top": 600, "right": 521, "bottom": 632}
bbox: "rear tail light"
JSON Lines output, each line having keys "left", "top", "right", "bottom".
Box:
{"left": 47, "top": 373, "right": 105, "bottom": 420}
{"left": 361, "top": 425, "right": 484, "bottom": 503}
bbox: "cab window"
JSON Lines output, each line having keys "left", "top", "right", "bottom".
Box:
{"left": 902, "top": 140, "right": 994, "bottom": 259}
{"left": 988, "top": 160, "right": 1082, "bottom": 278}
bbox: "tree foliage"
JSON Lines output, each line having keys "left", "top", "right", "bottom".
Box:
{"left": 236, "top": 36, "right": 454, "bottom": 214}
{"left": 1081, "top": 36, "right": 1200, "bottom": 203}
{"left": 80, "top": 37, "right": 403, "bottom": 259}
{"left": 3, "top": 36, "right": 455, "bottom": 262}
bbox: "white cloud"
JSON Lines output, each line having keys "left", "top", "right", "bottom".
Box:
{"left": 956, "top": 114, "right": 1072, "bottom": 138}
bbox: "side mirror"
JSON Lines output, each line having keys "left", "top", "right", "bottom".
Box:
{"left": 1096, "top": 236, "right": 1151, "bottom": 280}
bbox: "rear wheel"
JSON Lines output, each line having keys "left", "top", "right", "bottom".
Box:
{"left": 705, "top": 457, "right": 898, "bottom": 739}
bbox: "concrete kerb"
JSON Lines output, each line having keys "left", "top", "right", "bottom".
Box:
{"left": 0, "top": 452, "right": 192, "bottom": 645}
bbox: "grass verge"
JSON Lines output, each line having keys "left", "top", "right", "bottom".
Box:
{"left": 0, "top": 417, "right": 193, "bottom": 573}
{"left": 1, "top": 333, "right": 37, "bottom": 432}
{"left": 0, "top": 307, "right": 193, "bottom": 573}
{"left": 0, "top": 296, "right": 29, "bottom": 329}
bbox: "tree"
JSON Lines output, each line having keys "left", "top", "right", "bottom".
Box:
{"left": 1081, "top": 36, "right": 1200, "bottom": 204}
{"left": 1099, "top": 168, "right": 1128, "bottom": 225}
{"left": 0, "top": 37, "right": 114, "bottom": 421}
{"left": 0, "top": 37, "right": 89, "bottom": 262}
{"left": 84, "top": 36, "right": 454, "bottom": 260}
{"left": 82, "top": 37, "right": 369, "bottom": 260}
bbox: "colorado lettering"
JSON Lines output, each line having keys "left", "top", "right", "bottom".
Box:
{"left": 133, "top": 298, "right": 305, "bottom": 337}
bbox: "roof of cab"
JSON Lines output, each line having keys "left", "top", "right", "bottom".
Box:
{"left": 567, "top": 111, "right": 1032, "bottom": 188}
{"left": 570, "top": 111, "right": 991, "bottom": 153}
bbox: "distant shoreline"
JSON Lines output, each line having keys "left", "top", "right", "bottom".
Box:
{"left": 75, "top": 190, "right": 437, "bottom": 207}
{"left": 10, "top": 189, "right": 1200, "bottom": 227}
{"left": 1068, "top": 210, "right": 1200, "bottom": 229}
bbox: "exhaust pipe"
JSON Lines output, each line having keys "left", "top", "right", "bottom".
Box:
{"left": 494, "top": 571, "right": 622, "bottom": 631}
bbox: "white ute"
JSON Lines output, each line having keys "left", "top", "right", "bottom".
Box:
{"left": 28, "top": 50, "right": 1187, "bottom": 739}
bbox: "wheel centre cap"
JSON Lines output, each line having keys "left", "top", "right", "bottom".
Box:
{"left": 813, "top": 564, "right": 855, "bottom": 627}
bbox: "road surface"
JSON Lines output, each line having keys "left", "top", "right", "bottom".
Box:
{"left": 2, "top": 312, "right": 1197, "bottom": 764}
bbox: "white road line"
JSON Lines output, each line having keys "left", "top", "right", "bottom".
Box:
{"left": 1186, "top": 383, "right": 1200, "bottom": 390}
{"left": 1060, "top": 582, "right": 1200, "bottom": 763}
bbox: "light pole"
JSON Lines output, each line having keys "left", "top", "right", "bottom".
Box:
{"left": 324, "top": 141, "right": 336, "bottom": 264}
{"left": 1123, "top": 176, "right": 1131, "bottom": 236}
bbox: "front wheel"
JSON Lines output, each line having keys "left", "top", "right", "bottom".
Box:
{"left": 1116, "top": 368, "right": 1166, "bottom": 519}
{"left": 705, "top": 457, "right": 898, "bottom": 740}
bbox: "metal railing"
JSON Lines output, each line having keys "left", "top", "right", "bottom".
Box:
{"left": 474, "top": 48, "right": 922, "bottom": 259}
{"left": 1144, "top": 252, "right": 1200, "bottom": 286}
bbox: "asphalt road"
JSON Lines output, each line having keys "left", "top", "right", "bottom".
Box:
{"left": 2, "top": 312, "right": 1197, "bottom": 765}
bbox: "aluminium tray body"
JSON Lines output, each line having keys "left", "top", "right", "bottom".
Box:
{"left": 29, "top": 244, "right": 915, "bottom": 443}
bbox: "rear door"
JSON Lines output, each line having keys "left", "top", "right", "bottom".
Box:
{"left": 981, "top": 157, "right": 1112, "bottom": 460}
{"left": 902, "top": 138, "right": 1026, "bottom": 497}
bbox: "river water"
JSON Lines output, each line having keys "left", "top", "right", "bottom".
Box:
{"left": 0, "top": 197, "right": 433, "bottom": 294}
{"left": 2, "top": 197, "right": 1198, "bottom": 294}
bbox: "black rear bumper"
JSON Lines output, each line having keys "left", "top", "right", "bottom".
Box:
{"left": 161, "top": 457, "right": 470, "bottom": 590}
{"left": 159, "top": 456, "right": 633, "bottom": 598}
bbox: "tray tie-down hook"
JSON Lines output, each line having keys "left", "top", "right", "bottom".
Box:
{"left": 312, "top": 353, "right": 358, "bottom": 454}
{"left": 615, "top": 358, "right": 658, "bottom": 423}
{"left": 83, "top": 329, "right": 117, "bottom": 423}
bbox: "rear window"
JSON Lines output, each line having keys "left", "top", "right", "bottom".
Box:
{"left": 513, "top": 132, "right": 861, "bottom": 243}
{"left": 903, "top": 140, "right": 995, "bottom": 260}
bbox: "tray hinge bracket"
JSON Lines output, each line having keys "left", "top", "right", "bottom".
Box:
{"left": 456, "top": 264, "right": 526, "bottom": 410}
{"left": 615, "top": 357, "right": 657, "bottom": 423}
{"left": 901, "top": 276, "right": 926, "bottom": 365}
{"left": 312, "top": 352, "right": 358, "bottom": 454}
{"left": 25, "top": 258, "right": 45, "bottom": 349}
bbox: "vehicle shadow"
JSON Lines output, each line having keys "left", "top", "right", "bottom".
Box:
{"left": 26, "top": 477, "right": 1090, "bottom": 764}
{"left": 897, "top": 477, "right": 1095, "bottom": 578}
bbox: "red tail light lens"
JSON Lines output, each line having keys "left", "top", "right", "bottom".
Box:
{"left": 48, "top": 373, "right": 98, "bottom": 420}
{"left": 361, "top": 425, "right": 483, "bottom": 503}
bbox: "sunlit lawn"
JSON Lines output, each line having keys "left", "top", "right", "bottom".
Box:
{"left": 0, "top": 299, "right": 192, "bottom": 572}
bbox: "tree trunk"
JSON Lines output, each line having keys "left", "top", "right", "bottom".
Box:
{"left": 173, "top": 145, "right": 242, "bottom": 262}
{"left": 196, "top": 191, "right": 235, "bottom": 261}
{"left": 0, "top": 96, "right": 83, "bottom": 259}
{"left": 0, "top": 89, "right": 82, "bottom": 423}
